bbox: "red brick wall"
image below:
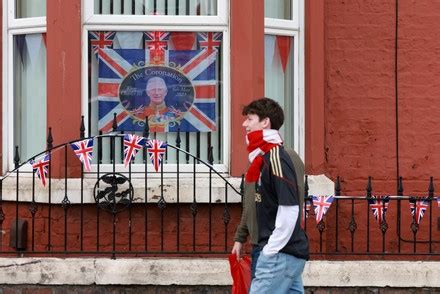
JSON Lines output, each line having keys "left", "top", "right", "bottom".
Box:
{"left": 1, "top": 202, "right": 242, "bottom": 254}
{"left": 323, "top": 0, "right": 440, "bottom": 252}
{"left": 325, "top": 0, "right": 440, "bottom": 193}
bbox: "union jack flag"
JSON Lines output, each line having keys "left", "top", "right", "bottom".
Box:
{"left": 70, "top": 138, "right": 94, "bottom": 172}
{"left": 410, "top": 198, "right": 429, "bottom": 225}
{"left": 123, "top": 134, "right": 145, "bottom": 167}
{"left": 198, "top": 32, "right": 222, "bottom": 53}
{"left": 368, "top": 196, "right": 390, "bottom": 224}
{"left": 97, "top": 33, "right": 220, "bottom": 132}
{"left": 144, "top": 32, "right": 170, "bottom": 64}
{"left": 146, "top": 139, "right": 167, "bottom": 172}
{"left": 312, "top": 195, "right": 334, "bottom": 223}
{"left": 89, "top": 31, "right": 116, "bottom": 55}
{"left": 30, "top": 154, "right": 50, "bottom": 187}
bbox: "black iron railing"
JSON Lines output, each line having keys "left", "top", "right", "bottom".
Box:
{"left": 0, "top": 116, "right": 241, "bottom": 258}
{"left": 304, "top": 176, "right": 440, "bottom": 257}
{"left": 0, "top": 116, "right": 438, "bottom": 259}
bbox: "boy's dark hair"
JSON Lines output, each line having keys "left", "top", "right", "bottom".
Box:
{"left": 242, "top": 97, "right": 284, "bottom": 130}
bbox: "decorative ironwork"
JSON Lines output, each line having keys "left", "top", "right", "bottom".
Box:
{"left": 349, "top": 217, "right": 357, "bottom": 234}
{"left": 410, "top": 221, "right": 419, "bottom": 234}
{"left": 222, "top": 207, "right": 230, "bottom": 225}
{"left": 0, "top": 209, "right": 4, "bottom": 224}
{"left": 190, "top": 202, "right": 198, "bottom": 216}
{"left": 317, "top": 219, "right": 326, "bottom": 232}
{"left": 28, "top": 202, "right": 38, "bottom": 215}
{"left": 380, "top": 220, "right": 389, "bottom": 233}
{"left": 94, "top": 173, "right": 133, "bottom": 214}
{"left": 61, "top": 196, "right": 71, "bottom": 210}
{"left": 157, "top": 196, "right": 167, "bottom": 210}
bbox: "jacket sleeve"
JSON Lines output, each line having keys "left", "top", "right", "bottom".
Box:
{"left": 234, "top": 208, "right": 249, "bottom": 243}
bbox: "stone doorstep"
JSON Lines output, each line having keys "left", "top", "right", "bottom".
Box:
{"left": 0, "top": 258, "right": 438, "bottom": 288}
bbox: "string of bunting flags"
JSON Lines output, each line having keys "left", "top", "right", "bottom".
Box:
{"left": 304, "top": 195, "right": 439, "bottom": 225}
{"left": 29, "top": 136, "right": 167, "bottom": 187}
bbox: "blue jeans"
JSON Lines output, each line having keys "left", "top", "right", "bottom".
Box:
{"left": 250, "top": 246, "right": 261, "bottom": 280}
{"left": 249, "top": 252, "right": 306, "bottom": 293}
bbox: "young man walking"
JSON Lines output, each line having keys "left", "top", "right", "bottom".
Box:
{"left": 233, "top": 98, "right": 309, "bottom": 293}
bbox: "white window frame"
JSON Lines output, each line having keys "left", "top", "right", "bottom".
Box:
{"left": 264, "top": 0, "right": 304, "bottom": 160}
{"left": 2, "top": 0, "right": 47, "bottom": 172}
{"left": 83, "top": 0, "right": 228, "bottom": 26}
{"left": 82, "top": 0, "right": 231, "bottom": 174}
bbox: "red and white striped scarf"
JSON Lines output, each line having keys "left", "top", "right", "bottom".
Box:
{"left": 245, "top": 129, "right": 283, "bottom": 182}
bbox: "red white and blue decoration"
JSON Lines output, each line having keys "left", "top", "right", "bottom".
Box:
{"left": 409, "top": 198, "right": 429, "bottom": 225}
{"left": 146, "top": 139, "right": 167, "bottom": 172}
{"left": 70, "top": 138, "right": 94, "bottom": 172}
{"left": 123, "top": 134, "right": 145, "bottom": 167}
{"left": 312, "top": 195, "right": 334, "bottom": 223}
{"left": 89, "top": 31, "right": 116, "bottom": 55}
{"left": 96, "top": 31, "right": 220, "bottom": 133}
{"left": 29, "top": 153, "right": 50, "bottom": 187}
{"left": 368, "top": 195, "right": 390, "bottom": 224}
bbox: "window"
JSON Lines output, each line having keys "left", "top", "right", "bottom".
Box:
{"left": 13, "top": 34, "right": 47, "bottom": 161}
{"left": 3, "top": 0, "right": 47, "bottom": 171}
{"left": 83, "top": 1, "right": 229, "bottom": 171}
{"left": 15, "top": 0, "right": 46, "bottom": 18}
{"left": 264, "top": 0, "right": 303, "bottom": 157}
{"left": 93, "top": 0, "right": 217, "bottom": 16}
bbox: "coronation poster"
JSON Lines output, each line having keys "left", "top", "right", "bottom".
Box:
{"left": 94, "top": 32, "right": 221, "bottom": 133}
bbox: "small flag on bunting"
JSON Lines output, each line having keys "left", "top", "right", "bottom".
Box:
{"left": 409, "top": 198, "right": 429, "bottom": 225}
{"left": 312, "top": 195, "right": 334, "bottom": 223}
{"left": 198, "top": 32, "right": 222, "bottom": 53}
{"left": 146, "top": 139, "right": 167, "bottom": 172}
{"left": 276, "top": 35, "right": 292, "bottom": 73}
{"left": 144, "top": 31, "right": 170, "bottom": 64}
{"left": 89, "top": 31, "right": 116, "bottom": 55}
{"left": 30, "top": 153, "right": 50, "bottom": 187}
{"left": 70, "top": 138, "right": 94, "bottom": 172}
{"left": 123, "top": 134, "right": 145, "bottom": 167}
{"left": 170, "top": 32, "right": 196, "bottom": 50}
{"left": 437, "top": 197, "right": 440, "bottom": 208}
{"left": 368, "top": 196, "right": 390, "bottom": 224}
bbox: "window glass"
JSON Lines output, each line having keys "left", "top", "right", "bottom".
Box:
{"left": 264, "top": 0, "right": 291, "bottom": 20}
{"left": 94, "top": 0, "right": 217, "bottom": 16}
{"left": 88, "top": 31, "right": 223, "bottom": 164}
{"left": 264, "top": 34, "right": 294, "bottom": 147}
{"left": 16, "top": 0, "right": 46, "bottom": 18}
{"left": 13, "top": 33, "right": 47, "bottom": 161}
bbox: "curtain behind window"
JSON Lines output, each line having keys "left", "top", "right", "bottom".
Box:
{"left": 16, "top": 0, "right": 46, "bottom": 18}
{"left": 264, "top": 0, "right": 291, "bottom": 20}
{"left": 94, "top": 0, "right": 217, "bottom": 16}
{"left": 264, "top": 35, "right": 294, "bottom": 148}
{"left": 13, "top": 34, "right": 47, "bottom": 161}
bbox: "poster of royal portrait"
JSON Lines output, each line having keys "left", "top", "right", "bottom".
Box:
{"left": 93, "top": 31, "right": 221, "bottom": 133}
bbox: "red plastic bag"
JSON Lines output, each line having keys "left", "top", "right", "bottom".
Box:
{"left": 228, "top": 254, "right": 251, "bottom": 294}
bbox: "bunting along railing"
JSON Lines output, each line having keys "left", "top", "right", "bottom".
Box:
{"left": 0, "top": 116, "right": 439, "bottom": 258}
{"left": 303, "top": 176, "right": 440, "bottom": 257}
{"left": 0, "top": 116, "right": 241, "bottom": 258}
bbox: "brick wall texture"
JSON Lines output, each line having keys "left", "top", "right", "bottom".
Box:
{"left": 325, "top": 0, "right": 440, "bottom": 193}
{"left": 322, "top": 0, "right": 440, "bottom": 253}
